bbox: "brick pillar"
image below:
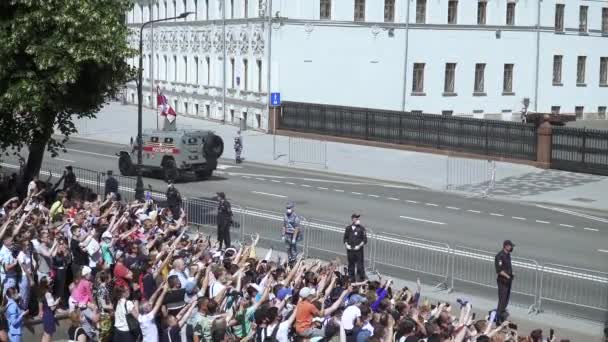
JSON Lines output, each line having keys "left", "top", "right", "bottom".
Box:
{"left": 536, "top": 115, "right": 553, "bottom": 168}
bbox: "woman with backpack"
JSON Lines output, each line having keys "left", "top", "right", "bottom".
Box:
{"left": 68, "top": 310, "right": 87, "bottom": 342}
{"left": 112, "top": 286, "right": 138, "bottom": 342}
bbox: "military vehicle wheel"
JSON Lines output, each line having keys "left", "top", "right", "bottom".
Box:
{"left": 203, "top": 134, "right": 224, "bottom": 159}
{"left": 163, "top": 159, "right": 179, "bottom": 183}
{"left": 118, "top": 153, "right": 135, "bottom": 176}
{"left": 195, "top": 169, "right": 213, "bottom": 180}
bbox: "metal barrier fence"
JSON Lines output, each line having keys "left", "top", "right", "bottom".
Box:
{"left": 450, "top": 246, "right": 540, "bottom": 312}
{"left": 446, "top": 155, "right": 496, "bottom": 197}
{"left": 538, "top": 264, "right": 608, "bottom": 312}
{"left": 2, "top": 158, "right": 606, "bottom": 318}
{"left": 288, "top": 136, "right": 328, "bottom": 169}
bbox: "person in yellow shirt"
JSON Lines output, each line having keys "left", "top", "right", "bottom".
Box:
{"left": 49, "top": 194, "right": 66, "bottom": 222}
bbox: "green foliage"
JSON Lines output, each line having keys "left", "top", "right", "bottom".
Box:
{"left": 0, "top": 0, "right": 137, "bottom": 157}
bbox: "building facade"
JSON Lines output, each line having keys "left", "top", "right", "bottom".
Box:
{"left": 126, "top": 0, "right": 608, "bottom": 130}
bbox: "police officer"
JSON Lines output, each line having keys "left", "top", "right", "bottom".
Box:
{"left": 495, "top": 240, "right": 515, "bottom": 324}
{"left": 104, "top": 170, "right": 119, "bottom": 200}
{"left": 343, "top": 213, "right": 367, "bottom": 282}
{"left": 234, "top": 130, "right": 243, "bottom": 164}
{"left": 165, "top": 182, "right": 182, "bottom": 219}
{"left": 282, "top": 202, "right": 301, "bottom": 266}
{"left": 63, "top": 166, "right": 77, "bottom": 191}
{"left": 216, "top": 192, "right": 233, "bottom": 250}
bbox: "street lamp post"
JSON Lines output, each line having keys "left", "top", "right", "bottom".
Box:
{"left": 135, "top": 11, "right": 194, "bottom": 201}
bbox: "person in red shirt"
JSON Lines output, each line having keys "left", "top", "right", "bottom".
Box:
{"left": 112, "top": 251, "right": 133, "bottom": 290}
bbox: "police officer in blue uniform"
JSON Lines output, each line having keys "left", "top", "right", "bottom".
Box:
{"left": 343, "top": 213, "right": 367, "bottom": 282}
{"left": 495, "top": 240, "right": 515, "bottom": 324}
{"left": 282, "top": 202, "right": 301, "bottom": 266}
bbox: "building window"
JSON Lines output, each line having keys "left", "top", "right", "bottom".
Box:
{"left": 163, "top": 1, "right": 168, "bottom": 18}
{"left": 206, "top": 0, "right": 209, "bottom": 20}
{"left": 243, "top": 59, "right": 248, "bottom": 90}
{"left": 255, "top": 113, "right": 261, "bottom": 128}
{"left": 230, "top": 58, "right": 235, "bottom": 88}
{"left": 194, "top": 57, "right": 199, "bottom": 84}
{"left": 598, "top": 106, "right": 607, "bottom": 119}
{"left": 412, "top": 63, "right": 425, "bottom": 93}
{"left": 155, "top": 54, "right": 159, "bottom": 79}
{"left": 600, "top": 57, "right": 608, "bottom": 86}
{"left": 416, "top": 0, "right": 426, "bottom": 24}
{"left": 194, "top": 0, "right": 198, "bottom": 20}
{"left": 603, "top": 8, "right": 608, "bottom": 34}
{"left": 444, "top": 63, "right": 456, "bottom": 94}
{"left": 205, "top": 104, "right": 210, "bottom": 117}
{"left": 448, "top": 0, "right": 458, "bottom": 24}
{"left": 173, "top": 55, "right": 177, "bottom": 82}
{"left": 384, "top": 0, "right": 395, "bottom": 22}
{"left": 195, "top": 103, "right": 199, "bottom": 115}
{"left": 503, "top": 64, "right": 514, "bottom": 93}
{"left": 184, "top": 102, "right": 188, "bottom": 114}
{"left": 555, "top": 4, "right": 564, "bottom": 32}
{"left": 442, "top": 110, "right": 453, "bottom": 117}
{"left": 320, "top": 0, "right": 331, "bottom": 19}
{"left": 474, "top": 63, "right": 485, "bottom": 94}
{"left": 230, "top": 109, "right": 235, "bottom": 123}
{"left": 182, "top": 0, "right": 187, "bottom": 14}
{"left": 411, "top": 110, "right": 423, "bottom": 115}
{"left": 579, "top": 6, "right": 588, "bottom": 33}
{"left": 551, "top": 106, "right": 560, "bottom": 115}
{"left": 256, "top": 60, "right": 262, "bottom": 91}
{"left": 575, "top": 106, "right": 584, "bottom": 119}
{"left": 258, "top": 0, "right": 263, "bottom": 17}
{"left": 354, "top": 0, "right": 365, "bottom": 22}
{"left": 553, "top": 55, "right": 562, "bottom": 85}
{"left": 231, "top": 0, "right": 234, "bottom": 18}
{"left": 205, "top": 56, "right": 210, "bottom": 85}
{"left": 173, "top": 0, "right": 177, "bottom": 18}
{"left": 577, "top": 56, "right": 586, "bottom": 85}
{"left": 244, "top": 0, "right": 248, "bottom": 18}
{"left": 477, "top": 1, "right": 486, "bottom": 25}
{"left": 506, "top": 2, "right": 515, "bottom": 25}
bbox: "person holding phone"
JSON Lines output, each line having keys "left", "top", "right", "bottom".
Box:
{"left": 494, "top": 240, "right": 515, "bottom": 324}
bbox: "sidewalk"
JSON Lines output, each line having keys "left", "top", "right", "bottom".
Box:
{"left": 67, "top": 102, "right": 608, "bottom": 212}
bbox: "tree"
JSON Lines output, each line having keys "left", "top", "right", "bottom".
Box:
{"left": 0, "top": 0, "right": 135, "bottom": 191}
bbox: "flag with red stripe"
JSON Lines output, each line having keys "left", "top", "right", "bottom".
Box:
{"left": 157, "top": 87, "right": 176, "bottom": 123}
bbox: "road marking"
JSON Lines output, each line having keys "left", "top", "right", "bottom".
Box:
{"left": 598, "top": 249, "right": 608, "bottom": 254}
{"left": 381, "top": 184, "right": 418, "bottom": 190}
{"left": 55, "top": 157, "right": 75, "bottom": 163}
{"left": 467, "top": 210, "right": 481, "bottom": 214}
{"left": 512, "top": 216, "right": 526, "bottom": 220}
{"left": 446, "top": 206, "right": 460, "bottom": 210}
{"left": 251, "top": 191, "right": 287, "bottom": 198}
{"left": 285, "top": 182, "right": 295, "bottom": 185}
{"left": 584, "top": 227, "right": 599, "bottom": 232}
{"left": 399, "top": 215, "right": 446, "bottom": 225}
{"left": 536, "top": 220, "right": 550, "bottom": 224}
{"left": 255, "top": 178, "right": 266, "bottom": 181}
{"left": 242, "top": 176, "right": 251, "bottom": 179}
{"left": 559, "top": 224, "right": 574, "bottom": 228}
{"left": 334, "top": 189, "right": 344, "bottom": 192}
{"left": 490, "top": 213, "right": 504, "bottom": 217}
{"left": 301, "top": 184, "right": 312, "bottom": 188}
{"left": 65, "top": 148, "right": 118, "bottom": 158}
{"left": 425, "top": 203, "right": 439, "bottom": 207}
{"left": 351, "top": 192, "right": 362, "bottom": 195}
{"left": 368, "top": 194, "right": 380, "bottom": 198}
{"left": 216, "top": 165, "right": 242, "bottom": 170}
{"left": 271, "top": 180, "right": 281, "bottom": 183}
{"left": 536, "top": 204, "right": 608, "bottom": 224}
{"left": 317, "top": 187, "right": 328, "bottom": 190}
{"left": 406, "top": 200, "right": 419, "bottom": 204}
{"left": 387, "top": 197, "right": 399, "bottom": 201}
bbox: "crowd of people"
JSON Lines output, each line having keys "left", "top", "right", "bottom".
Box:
{"left": 0, "top": 168, "right": 583, "bottom": 342}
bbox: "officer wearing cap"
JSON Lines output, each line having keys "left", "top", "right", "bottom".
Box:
{"left": 282, "top": 201, "right": 301, "bottom": 266}
{"left": 343, "top": 213, "right": 367, "bottom": 282}
{"left": 216, "top": 192, "right": 233, "bottom": 249}
{"left": 63, "top": 165, "right": 77, "bottom": 192}
{"left": 495, "top": 239, "right": 515, "bottom": 324}
{"left": 166, "top": 182, "right": 182, "bottom": 219}
{"left": 104, "top": 170, "right": 119, "bottom": 200}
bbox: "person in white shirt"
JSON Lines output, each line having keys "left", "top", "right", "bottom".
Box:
{"left": 168, "top": 258, "right": 194, "bottom": 288}
{"left": 262, "top": 306, "right": 296, "bottom": 342}
{"left": 133, "top": 282, "right": 169, "bottom": 342}
{"left": 113, "top": 286, "right": 137, "bottom": 342}
{"left": 27, "top": 176, "right": 38, "bottom": 197}
{"left": 341, "top": 295, "right": 368, "bottom": 333}
{"left": 17, "top": 240, "right": 35, "bottom": 309}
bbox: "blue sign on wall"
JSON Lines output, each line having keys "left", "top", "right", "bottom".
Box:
{"left": 270, "top": 92, "right": 281, "bottom": 107}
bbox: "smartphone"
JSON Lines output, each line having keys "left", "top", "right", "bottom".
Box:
{"left": 488, "top": 310, "right": 497, "bottom": 323}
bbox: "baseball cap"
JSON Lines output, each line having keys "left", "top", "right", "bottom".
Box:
{"left": 286, "top": 201, "right": 295, "bottom": 209}
{"left": 503, "top": 240, "right": 515, "bottom": 247}
{"left": 277, "top": 287, "right": 293, "bottom": 301}
{"left": 348, "top": 294, "right": 367, "bottom": 306}
{"left": 299, "top": 287, "right": 316, "bottom": 299}
{"left": 81, "top": 266, "right": 92, "bottom": 278}
{"left": 351, "top": 213, "right": 361, "bottom": 219}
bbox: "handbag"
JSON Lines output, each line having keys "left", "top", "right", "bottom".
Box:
{"left": 124, "top": 301, "right": 142, "bottom": 338}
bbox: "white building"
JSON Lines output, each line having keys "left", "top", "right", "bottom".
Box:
{"left": 126, "top": 0, "right": 608, "bottom": 130}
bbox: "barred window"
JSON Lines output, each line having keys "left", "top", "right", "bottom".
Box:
{"left": 448, "top": 0, "right": 458, "bottom": 24}
{"left": 598, "top": 106, "right": 607, "bottom": 119}
{"left": 603, "top": 8, "right": 608, "bottom": 34}
{"left": 553, "top": 55, "right": 562, "bottom": 85}
{"left": 477, "top": 1, "right": 486, "bottom": 25}
{"left": 444, "top": 63, "right": 456, "bottom": 93}
{"left": 577, "top": 56, "right": 586, "bottom": 85}
{"left": 474, "top": 63, "right": 485, "bottom": 93}
{"left": 205, "top": 56, "right": 210, "bottom": 85}
{"left": 243, "top": 59, "right": 249, "bottom": 90}
{"left": 579, "top": 6, "right": 588, "bottom": 32}
{"left": 506, "top": 2, "right": 515, "bottom": 25}
{"left": 354, "top": 0, "right": 365, "bottom": 21}
{"left": 555, "top": 4, "right": 564, "bottom": 32}
{"left": 320, "top": 0, "right": 331, "bottom": 20}
{"left": 600, "top": 57, "right": 608, "bottom": 86}
{"left": 230, "top": 58, "right": 235, "bottom": 88}
{"left": 412, "top": 63, "right": 425, "bottom": 93}
{"left": 384, "top": 0, "right": 395, "bottom": 23}
{"left": 416, "top": 0, "right": 426, "bottom": 24}
{"left": 503, "top": 64, "right": 514, "bottom": 93}
{"left": 575, "top": 106, "right": 584, "bottom": 119}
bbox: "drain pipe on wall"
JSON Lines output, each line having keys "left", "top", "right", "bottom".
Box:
{"left": 533, "top": 0, "right": 541, "bottom": 113}
{"left": 266, "top": 0, "right": 273, "bottom": 131}
{"left": 400, "top": 0, "right": 411, "bottom": 111}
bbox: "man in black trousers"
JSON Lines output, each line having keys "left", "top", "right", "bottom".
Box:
{"left": 495, "top": 239, "right": 515, "bottom": 324}
{"left": 216, "top": 192, "right": 233, "bottom": 249}
{"left": 343, "top": 213, "right": 367, "bottom": 282}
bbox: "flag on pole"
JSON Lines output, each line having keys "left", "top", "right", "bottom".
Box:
{"left": 157, "top": 87, "right": 176, "bottom": 123}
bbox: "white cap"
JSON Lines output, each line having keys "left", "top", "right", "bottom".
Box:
{"left": 81, "top": 266, "right": 92, "bottom": 277}
{"left": 102, "top": 231, "right": 112, "bottom": 239}
{"left": 299, "top": 287, "right": 316, "bottom": 299}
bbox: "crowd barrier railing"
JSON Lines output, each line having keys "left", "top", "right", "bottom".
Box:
{"left": 2, "top": 159, "right": 607, "bottom": 317}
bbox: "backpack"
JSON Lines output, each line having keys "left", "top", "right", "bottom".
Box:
{"left": 69, "top": 327, "right": 84, "bottom": 342}
{"left": 124, "top": 301, "right": 142, "bottom": 339}
{"left": 262, "top": 323, "right": 281, "bottom": 342}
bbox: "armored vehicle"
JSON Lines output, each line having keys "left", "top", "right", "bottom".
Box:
{"left": 117, "top": 129, "right": 224, "bottom": 182}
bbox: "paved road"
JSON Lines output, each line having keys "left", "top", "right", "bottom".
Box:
{"left": 8, "top": 137, "right": 605, "bottom": 272}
